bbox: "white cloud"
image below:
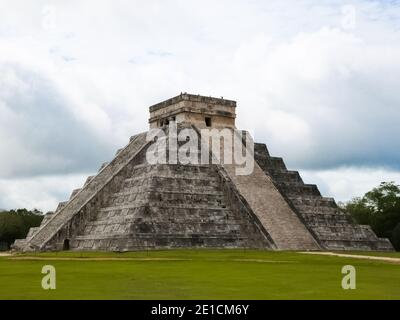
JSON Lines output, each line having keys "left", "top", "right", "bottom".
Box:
{"left": 301, "top": 167, "right": 400, "bottom": 202}
{"left": 0, "top": 173, "right": 88, "bottom": 212}
{"left": 0, "top": 60, "right": 116, "bottom": 178}
{"left": 231, "top": 27, "right": 400, "bottom": 171}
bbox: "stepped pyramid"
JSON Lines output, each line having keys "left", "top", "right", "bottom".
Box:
{"left": 13, "top": 94, "right": 393, "bottom": 251}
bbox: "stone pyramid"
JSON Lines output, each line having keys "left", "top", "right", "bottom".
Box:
{"left": 13, "top": 94, "right": 393, "bottom": 251}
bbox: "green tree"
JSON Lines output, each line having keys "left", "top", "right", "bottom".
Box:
{"left": 344, "top": 182, "right": 400, "bottom": 250}
{"left": 392, "top": 223, "right": 400, "bottom": 251}
{"left": 0, "top": 209, "right": 43, "bottom": 250}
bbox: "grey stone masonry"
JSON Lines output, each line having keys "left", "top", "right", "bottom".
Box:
{"left": 72, "top": 164, "right": 271, "bottom": 250}
{"left": 13, "top": 132, "right": 150, "bottom": 251}
{"left": 254, "top": 143, "right": 393, "bottom": 251}
{"left": 11, "top": 94, "right": 394, "bottom": 252}
{"left": 217, "top": 130, "right": 320, "bottom": 251}
{"left": 13, "top": 126, "right": 273, "bottom": 251}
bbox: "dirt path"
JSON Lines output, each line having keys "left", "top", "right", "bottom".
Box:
{"left": 5, "top": 252, "right": 399, "bottom": 264}
{"left": 8, "top": 257, "right": 192, "bottom": 261}
{"left": 0, "top": 252, "right": 12, "bottom": 257}
{"left": 301, "top": 251, "right": 400, "bottom": 264}
{"left": 7, "top": 256, "right": 296, "bottom": 264}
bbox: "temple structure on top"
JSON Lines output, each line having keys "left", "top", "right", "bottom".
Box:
{"left": 12, "top": 93, "right": 393, "bottom": 252}
{"left": 149, "top": 93, "right": 236, "bottom": 129}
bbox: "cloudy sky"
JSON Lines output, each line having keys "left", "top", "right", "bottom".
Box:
{"left": 0, "top": 0, "right": 399, "bottom": 211}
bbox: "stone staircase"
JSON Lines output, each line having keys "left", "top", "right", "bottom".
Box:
{"left": 222, "top": 161, "right": 320, "bottom": 250}
{"left": 12, "top": 132, "right": 150, "bottom": 251}
{"left": 13, "top": 125, "right": 273, "bottom": 252}
{"left": 254, "top": 143, "right": 393, "bottom": 251}
{"left": 73, "top": 164, "right": 270, "bottom": 250}
{"left": 194, "top": 126, "right": 320, "bottom": 251}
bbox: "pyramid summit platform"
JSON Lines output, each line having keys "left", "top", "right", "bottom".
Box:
{"left": 12, "top": 93, "right": 393, "bottom": 252}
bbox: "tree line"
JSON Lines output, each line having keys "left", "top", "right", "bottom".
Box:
{"left": 0, "top": 209, "right": 43, "bottom": 250}
{"left": 340, "top": 182, "right": 400, "bottom": 251}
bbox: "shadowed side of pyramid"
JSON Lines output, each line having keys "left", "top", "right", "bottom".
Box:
{"left": 254, "top": 143, "right": 393, "bottom": 251}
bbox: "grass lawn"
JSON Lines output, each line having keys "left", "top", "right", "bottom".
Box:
{"left": 0, "top": 249, "right": 399, "bottom": 300}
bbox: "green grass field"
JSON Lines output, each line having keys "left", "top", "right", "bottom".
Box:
{"left": 0, "top": 250, "right": 399, "bottom": 300}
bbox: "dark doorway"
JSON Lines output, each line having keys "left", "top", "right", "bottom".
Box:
{"left": 63, "top": 239, "right": 70, "bottom": 251}
{"left": 205, "top": 117, "right": 212, "bottom": 127}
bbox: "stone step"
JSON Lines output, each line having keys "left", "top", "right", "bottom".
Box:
{"left": 85, "top": 216, "right": 248, "bottom": 227}
{"left": 26, "top": 227, "right": 40, "bottom": 239}
{"left": 278, "top": 182, "right": 321, "bottom": 197}
{"left": 108, "top": 190, "right": 225, "bottom": 207}
{"left": 292, "top": 204, "right": 342, "bottom": 215}
{"left": 121, "top": 177, "right": 152, "bottom": 190}
{"left": 84, "top": 176, "right": 95, "bottom": 187}
{"left": 70, "top": 188, "right": 81, "bottom": 200}
{"left": 145, "top": 163, "right": 216, "bottom": 174}
{"left": 108, "top": 196, "right": 226, "bottom": 208}
{"left": 122, "top": 176, "right": 221, "bottom": 192}
{"left": 99, "top": 203, "right": 231, "bottom": 212}
{"left": 301, "top": 210, "right": 350, "bottom": 218}
{"left": 222, "top": 161, "right": 320, "bottom": 250}
{"left": 40, "top": 212, "right": 55, "bottom": 226}
{"left": 75, "top": 233, "right": 250, "bottom": 240}
{"left": 11, "top": 239, "right": 27, "bottom": 250}
{"left": 149, "top": 190, "right": 224, "bottom": 196}
{"left": 261, "top": 157, "right": 287, "bottom": 171}
{"left": 74, "top": 239, "right": 264, "bottom": 251}
{"left": 120, "top": 184, "right": 222, "bottom": 195}
{"left": 271, "top": 170, "right": 304, "bottom": 184}
{"left": 93, "top": 207, "right": 144, "bottom": 221}
{"left": 73, "top": 234, "right": 253, "bottom": 252}
{"left": 152, "top": 176, "right": 220, "bottom": 188}
{"left": 99, "top": 162, "right": 109, "bottom": 172}
{"left": 85, "top": 222, "right": 253, "bottom": 236}
{"left": 56, "top": 201, "right": 68, "bottom": 212}
{"left": 289, "top": 196, "right": 337, "bottom": 208}
{"left": 303, "top": 214, "right": 352, "bottom": 225}
{"left": 254, "top": 138, "right": 394, "bottom": 251}
{"left": 320, "top": 239, "right": 393, "bottom": 251}
{"left": 147, "top": 191, "right": 224, "bottom": 203}
{"left": 26, "top": 132, "right": 149, "bottom": 249}
{"left": 95, "top": 206, "right": 233, "bottom": 222}
{"left": 254, "top": 143, "right": 270, "bottom": 157}
{"left": 124, "top": 172, "right": 220, "bottom": 183}
{"left": 312, "top": 225, "right": 378, "bottom": 241}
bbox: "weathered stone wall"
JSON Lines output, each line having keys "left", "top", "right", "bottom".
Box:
{"left": 254, "top": 143, "right": 393, "bottom": 251}
{"left": 13, "top": 127, "right": 272, "bottom": 251}
{"left": 72, "top": 164, "right": 271, "bottom": 251}
{"left": 12, "top": 132, "right": 150, "bottom": 251}
{"left": 217, "top": 131, "right": 320, "bottom": 251}
{"left": 149, "top": 93, "right": 236, "bottom": 129}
